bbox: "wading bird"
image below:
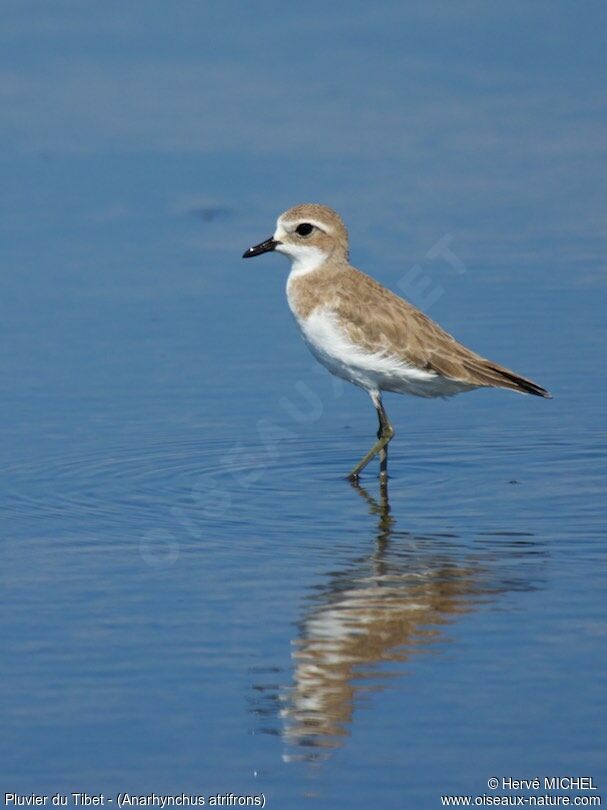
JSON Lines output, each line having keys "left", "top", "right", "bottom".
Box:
{"left": 243, "top": 204, "right": 550, "bottom": 481}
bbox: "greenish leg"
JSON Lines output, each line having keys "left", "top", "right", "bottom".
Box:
{"left": 347, "top": 392, "right": 395, "bottom": 481}
{"left": 377, "top": 397, "right": 392, "bottom": 483}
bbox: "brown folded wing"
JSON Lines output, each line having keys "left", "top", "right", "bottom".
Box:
{"left": 327, "top": 265, "right": 551, "bottom": 398}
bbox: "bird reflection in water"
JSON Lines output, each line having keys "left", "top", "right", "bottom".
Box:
{"left": 249, "top": 481, "right": 543, "bottom": 761}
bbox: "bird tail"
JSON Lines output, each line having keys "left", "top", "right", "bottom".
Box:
{"left": 462, "top": 358, "right": 552, "bottom": 398}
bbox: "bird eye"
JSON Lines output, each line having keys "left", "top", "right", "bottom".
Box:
{"left": 295, "top": 223, "right": 314, "bottom": 236}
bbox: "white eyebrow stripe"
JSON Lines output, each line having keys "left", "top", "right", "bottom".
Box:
{"left": 277, "top": 217, "right": 333, "bottom": 234}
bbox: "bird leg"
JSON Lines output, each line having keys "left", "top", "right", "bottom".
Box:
{"left": 347, "top": 392, "right": 394, "bottom": 482}
{"left": 377, "top": 400, "right": 391, "bottom": 484}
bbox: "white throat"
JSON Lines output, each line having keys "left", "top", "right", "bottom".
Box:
{"left": 275, "top": 243, "right": 327, "bottom": 277}
{"left": 272, "top": 222, "right": 327, "bottom": 278}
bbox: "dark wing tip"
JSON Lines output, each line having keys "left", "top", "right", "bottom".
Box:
{"left": 489, "top": 367, "right": 552, "bottom": 398}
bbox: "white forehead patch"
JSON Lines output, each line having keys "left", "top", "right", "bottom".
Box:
{"left": 276, "top": 216, "right": 333, "bottom": 234}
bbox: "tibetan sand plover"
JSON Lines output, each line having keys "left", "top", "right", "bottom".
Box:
{"left": 243, "top": 204, "right": 551, "bottom": 482}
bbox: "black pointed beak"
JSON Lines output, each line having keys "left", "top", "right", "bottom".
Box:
{"left": 242, "top": 237, "right": 280, "bottom": 259}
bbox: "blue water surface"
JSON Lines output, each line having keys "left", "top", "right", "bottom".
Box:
{"left": 1, "top": 3, "right": 606, "bottom": 808}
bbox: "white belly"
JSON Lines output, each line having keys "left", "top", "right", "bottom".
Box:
{"left": 290, "top": 305, "right": 474, "bottom": 399}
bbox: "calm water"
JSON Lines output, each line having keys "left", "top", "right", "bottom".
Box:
{"left": 1, "top": 3, "right": 606, "bottom": 808}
